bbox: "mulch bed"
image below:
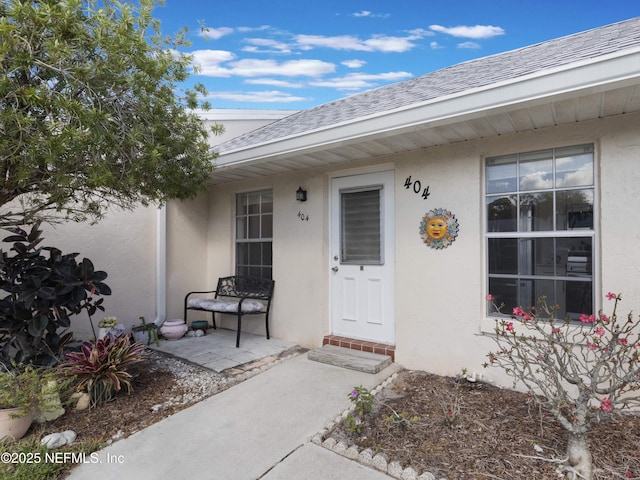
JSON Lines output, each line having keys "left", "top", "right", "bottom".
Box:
{"left": 329, "top": 370, "right": 640, "bottom": 479}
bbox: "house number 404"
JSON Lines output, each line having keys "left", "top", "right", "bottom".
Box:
{"left": 404, "top": 176, "right": 431, "bottom": 200}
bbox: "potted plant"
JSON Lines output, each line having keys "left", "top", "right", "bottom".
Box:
{"left": 97, "top": 316, "right": 123, "bottom": 339}
{"left": 131, "top": 317, "right": 159, "bottom": 346}
{"left": 0, "top": 366, "right": 60, "bottom": 441}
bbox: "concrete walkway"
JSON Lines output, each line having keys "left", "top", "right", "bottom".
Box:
{"left": 67, "top": 350, "right": 400, "bottom": 480}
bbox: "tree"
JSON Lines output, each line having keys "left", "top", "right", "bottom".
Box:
{"left": 0, "top": 0, "right": 219, "bottom": 228}
{"left": 484, "top": 294, "right": 640, "bottom": 480}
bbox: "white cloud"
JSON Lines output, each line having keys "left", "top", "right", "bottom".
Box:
{"left": 342, "top": 59, "right": 366, "bottom": 68}
{"left": 365, "top": 35, "right": 418, "bottom": 52}
{"left": 200, "top": 27, "right": 234, "bottom": 40}
{"left": 237, "top": 25, "right": 272, "bottom": 33}
{"left": 242, "top": 38, "right": 293, "bottom": 54}
{"left": 458, "top": 41, "right": 481, "bottom": 49}
{"left": 430, "top": 41, "right": 443, "bottom": 49}
{"left": 351, "top": 10, "right": 390, "bottom": 18}
{"left": 190, "top": 51, "right": 335, "bottom": 78}
{"left": 406, "top": 28, "right": 435, "bottom": 37}
{"left": 309, "top": 71, "right": 412, "bottom": 90}
{"left": 295, "top": 34, "right": 418, "bottom": 53}
{"left": 245, "top": 78, "right": 304, "bottom": 88}
{"left": 191, "top": 50, "right": 237, "bottom": 77}
{"left": 228, "top": 58, "right": 336, "bottom": 77}
{"left": 205, "top": 90, "right": 310, "bottom": 103}
{"left": 429, "top": 24, "right": 505, "bottom": 39}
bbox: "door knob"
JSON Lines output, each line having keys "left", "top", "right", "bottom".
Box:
{"left": 331, "top": 266, "right": 339, "bottom": 272}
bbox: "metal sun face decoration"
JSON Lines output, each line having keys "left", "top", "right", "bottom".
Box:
{"left": 419, "top": 208, "right": 459, "bottom": 249}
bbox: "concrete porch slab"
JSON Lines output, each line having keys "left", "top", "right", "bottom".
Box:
{"left": 149, "top": 328, "right": 298, "bottom": 372}
{"left": 308, "top": 344, "right": 392, "bottom": 373}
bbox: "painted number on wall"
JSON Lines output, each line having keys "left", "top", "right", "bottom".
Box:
{"left": 297, "top": 211, "right": 309, "bottom": 222}
{"left": 404, "top": 176, "right": 431, "bottom": 200}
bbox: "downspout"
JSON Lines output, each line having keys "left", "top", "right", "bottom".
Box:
{"left": 153, "top": 205, "right": 167, "bottom": 327}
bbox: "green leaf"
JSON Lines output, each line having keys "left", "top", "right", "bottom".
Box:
{"left": 28, "top": 315, "right": 49, "bottom": 337}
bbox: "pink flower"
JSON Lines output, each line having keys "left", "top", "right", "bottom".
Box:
{"left": 486, "top": 294, "right": 494, "bottom": 301}
{"left": 552, "top": 327, "right": 561, "bottom": 335}
{"left": 606, "top": 292, "right": 617, "bottom": 301}
{"left": 506, "top": 322, "right": 514, "bottom": 332}
{"left": 600, "top": 397, "right": 612, "bottom": 412}
{"left": 579, "top": 313, "right": 595, "bottom": 324}
{"left": 588, "top": 342, "right": 597, "bottom": 351}
{"left": 619, "top": 338, "right": 628, "bottom": 346}
{"left": 594, "top": 327, "right": 605, "bottom": 337}
{"left": 599, "top": 313, "right": 609, "bottom": 323}
{"left": 513, "top": 307, "right": 534, "bottom": 321}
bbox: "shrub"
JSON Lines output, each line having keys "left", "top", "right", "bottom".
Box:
{"left": 0, "top": 223, "right": 110, "bottom": 367}
{"left": 484, "top": 293, "right": 640, "bottom": 480}
{"left": 0, "top": 365, "right": 61, "bottom": 417}
{"left": 59, "top": 335, "right": 146, "bottom": 407}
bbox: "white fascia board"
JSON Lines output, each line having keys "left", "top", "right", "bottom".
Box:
{"left": 217, "top": 48, "right": 640, "bottom": 168}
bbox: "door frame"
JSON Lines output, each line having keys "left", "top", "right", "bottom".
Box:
{"left": 328, "top": 166, "right": 396, "bottom": 344}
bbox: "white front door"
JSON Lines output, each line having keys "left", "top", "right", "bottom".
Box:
{"left": 330, "top": 170, "right": 395, "bottom": 344}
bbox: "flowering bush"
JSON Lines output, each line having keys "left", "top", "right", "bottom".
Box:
{"left": 344, "top": 385, "right": 373, "bottom": 434}
{"left": 484, "top": 293, "right": 640, "bottom": 480}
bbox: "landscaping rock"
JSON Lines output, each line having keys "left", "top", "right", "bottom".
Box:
{"left": 402, "top": 466, "right": 419, "bottom": 480}
{"left": 358, "top": 448, "right": 374, "bottom": 466}
{"left": 41, "top": 430, "right": 77, "bottom": 449}
{"left": 417, "top": 473, "right": 436, "bottom": 480}
{"left": 372, "top": 452, "right": 388, "bottom": 472}
{"left": 72, "top": 392, "right": 91, "bottom": 410}
{"left": 388, "top": 461, "right": 403, "bottom": 478}
{"left": 322, "top": 437, "right": 337, "bottom": 450}
{"left": 345, "top": 445, "right": 360, "bottom": 459}
{"left": 34, "top": 381, "right": 65, "bottom": 423}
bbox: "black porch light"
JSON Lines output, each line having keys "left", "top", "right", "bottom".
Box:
{"left": 296, "top": 186, "right": 307, "bottom": 202}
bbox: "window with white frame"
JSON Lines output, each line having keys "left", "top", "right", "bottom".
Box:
{"left": 235, "top": 190, "right": 272, "bottom": 279}
{"left": 485, "top": 144, "right": 594, "bottom": 320}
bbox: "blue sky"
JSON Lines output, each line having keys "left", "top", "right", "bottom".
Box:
{"left": 152, "top": 0, "right": 640, "bottom": 110}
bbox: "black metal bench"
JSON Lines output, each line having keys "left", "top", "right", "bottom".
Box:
{"left": 184, "top": 275, "right": 275, "bottom": 348}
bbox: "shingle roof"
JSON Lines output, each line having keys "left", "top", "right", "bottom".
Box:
{"left": 217, "top": 17, "right": 640, "bottom": 154}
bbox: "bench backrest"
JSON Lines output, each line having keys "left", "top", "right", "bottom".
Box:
{"left": 215, "top": 275, "right": 274, "bottom": 300}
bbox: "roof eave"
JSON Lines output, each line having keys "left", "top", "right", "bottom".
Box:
{"left": 216, "top": 47, "right": 640, "bottom": 168}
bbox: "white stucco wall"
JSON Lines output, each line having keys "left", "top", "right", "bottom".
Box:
{"left": 192, "top": 111, "right": 640, "bottom": 388}
{"left": 42, "top": 207, "right": 158, "bottom": 340}
{"left": 199, "top": 171, "right": 328, "bottom": 346}
{"left": 599, "top": 116, "right": 640, "bottom": 302}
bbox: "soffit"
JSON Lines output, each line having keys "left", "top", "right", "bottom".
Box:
{"left": 209, "top": 82, "right": 639, "bottom": 185}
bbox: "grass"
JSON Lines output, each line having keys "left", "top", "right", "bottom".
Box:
{"left": 0, "top": 437, "right": 103, "bottom": 480}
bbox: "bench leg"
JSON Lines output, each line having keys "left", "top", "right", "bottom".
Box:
{"left": 236, "top": 314, "right": 242, "bottom": 348}
{"left": 211, "top": 312, "right": 217, "bottom": 330}
{"left": 265, "top": 313, "right": 270, "bottom": 340}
